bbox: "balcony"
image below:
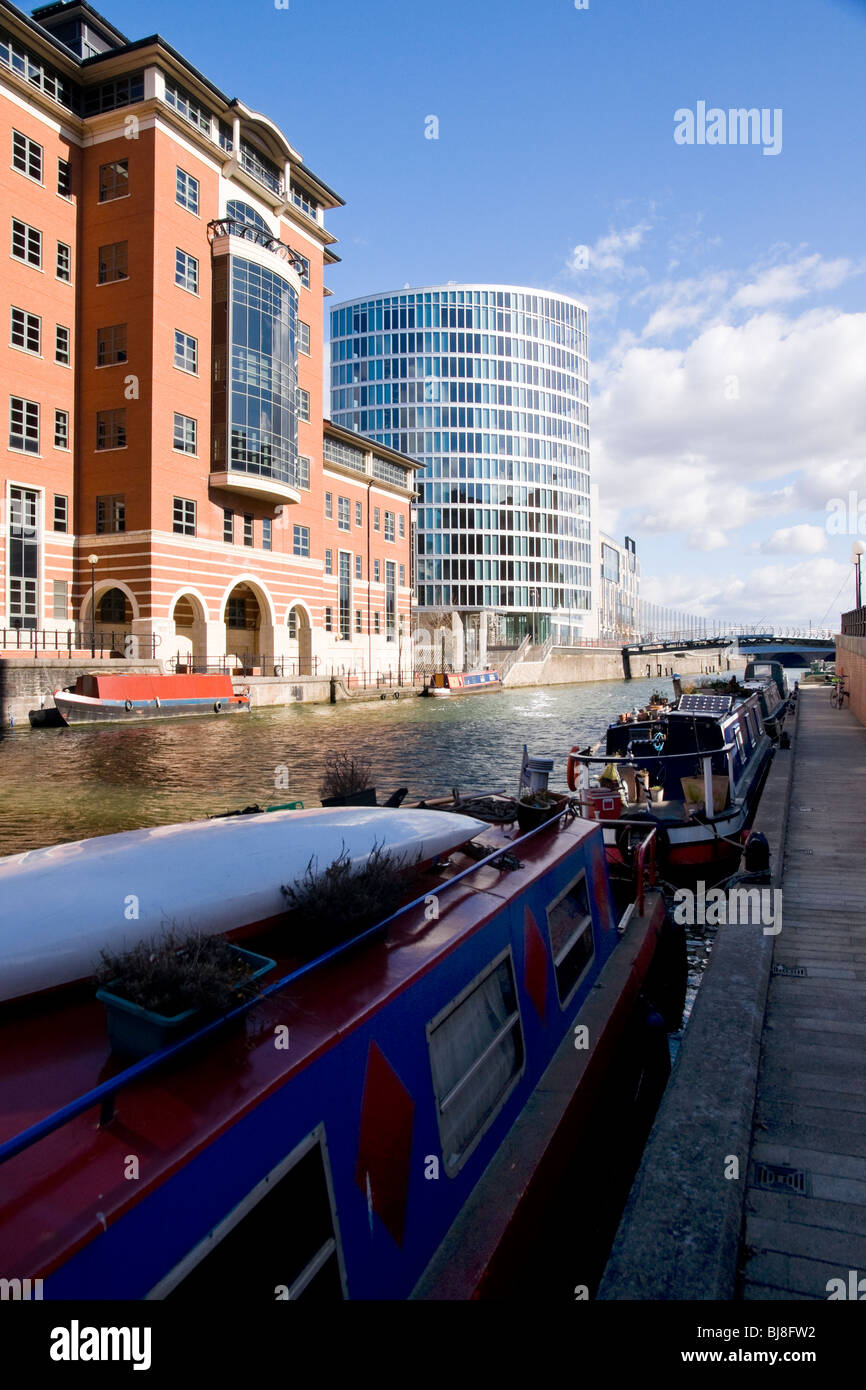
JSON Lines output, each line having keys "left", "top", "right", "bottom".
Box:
{"left": 207, "top": 220, "right": 308, "bottom": 278}
{"left": 210, "top": 469, "right": 300, "bottom": 507}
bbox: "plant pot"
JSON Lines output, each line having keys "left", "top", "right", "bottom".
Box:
{"left": 320, "top": 787, "right": 377, "bottom": 807}
{"left": 516, "top": 792, "right": 568, "bottom": 834}
{"left": 96, "top": 945, "right": 275, "bottom": 1059}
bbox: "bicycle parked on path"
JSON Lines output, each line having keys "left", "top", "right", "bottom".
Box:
{"left": 829, "top": 675, "right": 849, "bottom": 709}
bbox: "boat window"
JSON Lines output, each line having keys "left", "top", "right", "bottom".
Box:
{"left": 150, "top": 1126, "right": 346, "bottom": 1301}
{"left": 546, "top": 872, "right": 595, "bottom": 1006}
{"left": 427, "top": 951, "right": 524, "bottom": 1175}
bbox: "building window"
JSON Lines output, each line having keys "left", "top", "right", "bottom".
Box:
{"left": 98, "top": 241, "right": 128, "bottom": 283}
{"left": 11, "top": 218, "right": 41, "bottom": 268}
{"left": 56, "top": 242, "right": 71, "bottom": 282}
{"left": 10, "top": 308, "right": 40, "bottom": 354}
{"left": 298, "top": 387, "right": 310, "bottom": 422}
{"left": 12, "top": 130, "right": 42, "bottom": 181}
{"left": 55, "top": 324, "right": 70, "bottom": 365}
{"left": 286, "top": 609, "right": 297, "bottom": 639}
{"left": 324, "top": 548, "right": 332, "bottom": 575}
{"left": 57, "top": 157, "right": 71, "bottom": 197}
{"left": 163, "top": 80, "right": 212, "bottom": 135}
{"left": 99, "top": 159, "right": 128, "bottom": 202}
{"left": 428, "top": 952, "right": 524, "bottom": 1174}
{"left": 96, "top": 494, "right": 125, "bottom": 533}
{"left": 96, "top": 408, "right": 126, "bottom": 450}
{"left": 223, "top": 509, "right": 233, "bottom": 543}
{"left": 373, "top": 559, "right": 380, "bottom": 583}
{"left": 9, "top": 396, "right": 39, "bottom": 453}
{"left": 174, "top": 330, "right": 197, "bottom": 374}
{"left": 385, "top": 561, "right": 396, "bottom": 640}
{"left": 298, "top": 320, "right": 310, "bottom": 355}
{"left": 54, "top": 408, "right": 69, "bottom": 449}
{"left": 84, "top": 73, "right": 143, "bottom": 115}
{"left": 399, "top": 564, "right": 406, "bottom": 586}
{"left": 226, "top": 596, "right": 247, "bottom": 627}
{"left": 373, "top": 507, "right": 380, "bottom": 531}
{"left": 373, "top": 612, "right": 380, "bottom": 634}
{"left": 324, "top": 606, "right": 333, "bottom": 632}
{"left": 337, "top": 497, "right": 350, "bottom": 531}
{"left": 298, "top": 456, "right": 310, "bottom": 490}
{"left": 293, "top": 524, "right": 310, "bottom": 558}
{"left": 173, "top": 413, "right": 197, "bottom": 454}
{"left": 324, "top": 492, "right": 332, "bottom": 519}
{"left": 173, "top": 497, "right": 196, "bottom": 536}
{"left": 175, "top": 248, "right": 198, "bottom": 294}
{"left": 243, "top": 513, "right": 253, "bottom": 546}
{"left": 399, "top": 514, "right": 405, "bottom": 539}
{"left": 384, "top": 511, "right": 395, "bottom": 543}
{"left": 96, "top": 323, "right": 127, "bottom": 366}
{"left": 338, "top": 551, "right": 351, "bottom": 640}
{"left": 355, "top": 610, "right": 362, "bottom": 634}
{"left": 296, "top": 254, "right": 310, "bottom": 288}
{"left": 175, "top": 167, "right": 199, "bottom": 214}
{"left": 355, "top": 501, "right": 362, "bottom": 527}
{"left": 53, "top": 494, "right": 67, "bottom": 532}
{"left": 355, "top": 554, "right": 362, "bottom": 580}
{"left": 8, "top": 487, "right": 39, "bottom": 629}
{"left": 52, "top": 579, "right": 67, "bottom": 620}
{"left": 262, "top": 517, "right": 272, "bottom": 551}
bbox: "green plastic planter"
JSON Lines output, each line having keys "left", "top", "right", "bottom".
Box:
{"left": 96, "top": 945, "right": 276, "bottom": 1059}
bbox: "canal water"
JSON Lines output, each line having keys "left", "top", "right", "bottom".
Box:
{"left": 0, "top": 672, "right": 676, "bottom": 856}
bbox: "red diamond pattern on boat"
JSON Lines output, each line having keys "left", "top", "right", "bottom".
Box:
{"left": 355, "top": 1040, "right": 415, "bottom": 1245}
{"left": 524, "top": 906, "right": 548, "bottom": 1023}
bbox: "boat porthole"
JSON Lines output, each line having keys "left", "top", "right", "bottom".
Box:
{"left": 393, "top": 691, "right": 400, "bottom": 699}
{"left": 154, "top": 696, "right": 160, "bottom": 709}
{"left": 124, "top": 699, "right": 133, "bottom": 712}
{"left": 380, "top": 693, "right": 386, "bottom": 700}
{"left": 214, "top": 701, "right": 222, "bottom": 713}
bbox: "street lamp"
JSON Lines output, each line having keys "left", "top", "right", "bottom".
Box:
{"left": 87, "top": 553, "right": 99, "bottom": 657}
{"left": 852, "top": 540, "right": 865, "bottom": 611}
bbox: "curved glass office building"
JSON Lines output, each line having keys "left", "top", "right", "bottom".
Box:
{"left": 329, "top": 285, "right": 591, "bottom": 644}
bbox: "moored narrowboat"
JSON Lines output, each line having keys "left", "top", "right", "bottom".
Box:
{"left": 424, "top": 670, "right": 501, "bottom": 696}
{"left": 53, "top": 673, "right": 250, "bottom": 724}
{"left": 0, "top": 804, "right": 682, "bottom": 1300}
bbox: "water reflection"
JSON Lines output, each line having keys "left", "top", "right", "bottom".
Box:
{"left": 3, "top": 674, "right": 674, "bottom": 854}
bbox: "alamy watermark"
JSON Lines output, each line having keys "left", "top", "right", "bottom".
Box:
{"left": 672, "top": 881, "right": 781, "bottom": 935}
{"left": 674, "top": 102, "right": 782, "bottom": 156}
{"left": 826, "top": 491, "right": 866, "bottom": 536}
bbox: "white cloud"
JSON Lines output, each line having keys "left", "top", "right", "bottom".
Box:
{"left": 731, "top": 254, "right": 854, "bottom": 309}
{"left": 567, "top": 221, "right": 652, "bottom": 279}
{"left": 761, "top": 524, "right": 828, "bottom": 555}
{"left": 639, "top": 558, "right": 850, "bottom": 629}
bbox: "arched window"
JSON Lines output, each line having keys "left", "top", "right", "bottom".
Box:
{"left": 99, "top": 588, "right": 127, "bottom": 624}
{"left": 225, "top": 200, "right": 270, "bottom": 233}
{"left": 287, "top": 608, "right": 297, "bottom": 639}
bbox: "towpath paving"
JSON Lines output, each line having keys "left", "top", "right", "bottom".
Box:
{"left": 741, "top": 683, "right": 866, "bottom": 1299}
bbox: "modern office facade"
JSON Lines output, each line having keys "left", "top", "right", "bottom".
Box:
{"left": 329, "top": 285, "right": 591, "bottom": 651}
{"left": 1, "top": 0, "right": 416, "bottom": 675}
{"left": 596, "top": 532, "right": 640, "bottom": 642}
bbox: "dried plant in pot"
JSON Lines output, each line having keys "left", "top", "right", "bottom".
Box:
{"left": 280, "top": 844, "right": 412, "bottom": 956}
{"left": 319, "top": 751, "right": 376, "bottom": 807}
{"left": 94, "top": 925, "right": 275, "bottom": 1058}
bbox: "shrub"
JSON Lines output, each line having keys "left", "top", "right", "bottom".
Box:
{"left": 281, "top": 843, "right": 409, "bottom": 954}
{"left": 319, "top": 751, "right": 373, "bottom": 800}
{"left": 95, "top": 926, "right": 259, "bottom": 1016}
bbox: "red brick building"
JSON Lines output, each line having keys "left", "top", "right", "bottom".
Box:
{"left": 1, "top": 0, "right": 417, "bottom": 676}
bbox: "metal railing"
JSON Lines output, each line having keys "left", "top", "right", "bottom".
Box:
{"left": 0, "top": 629, "right": 159, "bottom": 659}
{"left": 168, "top": 653, "right": 320, "bottom": 678}
{"left": 495, "top": 633, "right": 532, "bottom": 681}
{"left": 841, "top": 606, "right": 866, "bottom": 638}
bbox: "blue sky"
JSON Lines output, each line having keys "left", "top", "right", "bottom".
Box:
{"left": 104, "top": 0, "right": 866, "bottom": 627}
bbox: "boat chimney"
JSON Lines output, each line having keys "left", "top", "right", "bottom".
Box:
{"left": 672, "top": 672, "right": 682, "bottom": 701}
{"left": 525, "top": 756, "right": 554, "bottom": 795}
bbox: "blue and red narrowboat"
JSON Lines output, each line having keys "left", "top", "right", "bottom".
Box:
{"left": 0, "top": 804, "right": 682, "bottom": 1300}
{"left": 424, "top": 670, "right": 501, "bottom": 696}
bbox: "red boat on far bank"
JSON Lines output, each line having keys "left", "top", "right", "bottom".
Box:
{"left": 53, "top": 673, "right": 250, "bottom": 725}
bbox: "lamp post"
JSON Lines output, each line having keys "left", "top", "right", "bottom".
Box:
{"left": 852, "top": 540, "right": 865, "bottom": 611}
{"left": 87, "top": 553, "right": 99, "bottom": 657}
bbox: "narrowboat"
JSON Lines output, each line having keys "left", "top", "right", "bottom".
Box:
{"left": 53, "top": 673, "right": 250, "bottom": 724}
{"left": 423, "top": 670, "right": 501, "bottom": 696}
{"left": 566, "top": 681, "right": 777, "bottom": 878}
{"left": 0, "top": 804, "right": 683, "bottom": 1300}
{"left": 742, "top": 659, "right": 789, "bottom": 738}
